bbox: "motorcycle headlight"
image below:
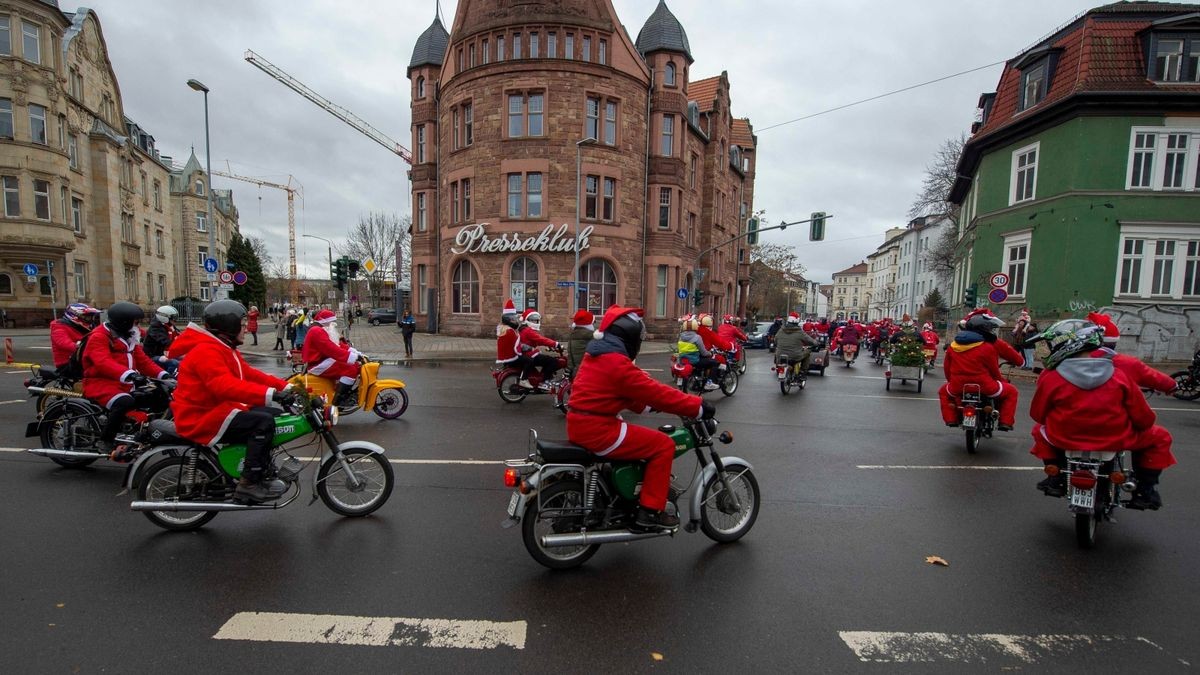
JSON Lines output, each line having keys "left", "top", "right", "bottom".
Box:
{"left": 328, "top": 403, "right": 339, "bottom": 426}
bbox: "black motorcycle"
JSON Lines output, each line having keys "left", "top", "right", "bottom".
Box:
{"left": 1170, "top": 349, "right": 1200, "bottom": 401}
{"left": 22, "top": 365, "right": 82, "bottom": 413}
{"left": 26, "top": 379, "right": 175, "bottom": 468}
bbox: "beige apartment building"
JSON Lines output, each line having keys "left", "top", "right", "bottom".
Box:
{"left": 168, "top": 150, "right": 236, "bottom": 302}
{"left": 831, "top": 261, "right": 868, "bottom": 320}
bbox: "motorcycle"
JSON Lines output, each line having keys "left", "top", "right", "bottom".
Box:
{"left": 1169, "top": 348, "right": 1200, "bottom": 401}
{"left": 775, "top": 357, "right": 807, "bottom": 395}
{"left": 874, "top": 340, "right": 890, "bottom": 366}
{"left": 25, "top": 379, "right": 175, "bottom": 468}
{"left": 501, "top": 416, "right": 759, "bottom": 569}
{"left": 842, "top": 341, "right": 859, "bottom": 366}
{"left": 493, "top": 347, "right": 571, "bottom": 412}
{"left": 128, "top": 394, "right": 393, "bottom": 531}
{"left": 957, "top": 383, "right": 997, "bottom": 454}
{"left": 730, "top": 340, "right": 748, "bottom": 375}
{"left": 288, "top": 356, "right": 409, "bottom": 419}
{"left": 23, "top": 364, "right": 83, "bottom": 413}
{"left": 1045, "top": 449, "right": 1137, "bottom": 548}
{"left": 669, "top": 350, "right": 738, "bottom": 396}
{"left": 923, "top": 347, "right": 937, "bottom": 374}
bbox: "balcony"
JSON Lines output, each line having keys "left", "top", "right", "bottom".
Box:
{"left": 121, "top": 242, "right": 141, "bottom": 267}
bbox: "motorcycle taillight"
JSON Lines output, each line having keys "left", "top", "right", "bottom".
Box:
{"left": 1069, "top": 470, "right": 1097, "bottom": 490}
{"left": 963, "top": 407, "right": 976, "bottom": 418}
{"left": 503, "top": 467, "right": 519, "bottom": 488}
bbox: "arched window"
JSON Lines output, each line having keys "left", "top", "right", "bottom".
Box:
{"left": 577, "top": 259, "right": 617, "bottom": 314}
{"left": 664, "top": 62, "right": 676, "bottom": 86}
{"left": 39, "top": 275, "right": 53, "bottom": 296}
{"left": 0, "top": 273, "right": 11, "bottom": 294}
{"left": 510, "top": 256, "right": 539, "bottom": 311}
{"left": 417, "top": 76, "right": 425, "bottom": 98}
{"left": 451, "top": 260, "right": 479, "bottom": 313}
{"left": 194, "top": 179, "right": 205, "bottom": 196}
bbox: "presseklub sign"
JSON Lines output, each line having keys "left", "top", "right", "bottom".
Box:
{"left": 451, "top": 223, "right": 593, "bottom": 255}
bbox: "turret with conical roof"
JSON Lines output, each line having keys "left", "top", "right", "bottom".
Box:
{"left": 408, "top": 14, "right": 449, "bottom": 73}
{"left": 635, "top": 0, "right": 692, "bottom": 64}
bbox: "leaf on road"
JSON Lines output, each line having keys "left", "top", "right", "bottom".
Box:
{"left": 925, "top": 555, "right": 950, "bottom": 567}
{"left": 651, "top": 652, "right": 664, "bottom": 661}
{"left": 56, "top": 603, "right": 64, "bottom": 608}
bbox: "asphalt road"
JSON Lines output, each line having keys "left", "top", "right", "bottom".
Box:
{"left": 1, "top": 347, "right": 1197, "bottom": 672}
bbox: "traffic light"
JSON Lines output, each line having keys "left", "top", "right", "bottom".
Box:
{"left": 329, "top": 260, "right": 339, "bottom": 282}
{"left": 746, "top": 217, "right": 759, "bottom": 246}
{"left": 347, "top": 260, "right": 360, "bottom": 278}
{"left": 963, "top": 284, "right": 977, "bottom": 308}
{"left": 333, "top": 259, "right": 348, "bottom": 291}
{"left": 693, "top": 288, "right": 704, "bottom": 307}
{"left": 810, "top": 212, "right": 826, "bottom": 241}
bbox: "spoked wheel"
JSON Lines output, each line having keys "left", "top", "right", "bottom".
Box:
{"left": 317, "top": 449, "right": 394, "bottom": 516}
{"left": 138, "top": 457, "right": 221, "bottom": 531}
{"left": 1170, "top": 371, "right": 1200, "bottom": 401}
{"left": 39, "top": 403, "right": 103, "bottom": 467}
{"left": 497, "top": 373, "right": 528, "bottom": 403}
{"left": 1075, "top": 511, "right": 1099, "bottom": 549}
{"left": 556, "top": 380, "right": 571, "bottom": 414}
{"left": 521, "top": 479, "right": 598, "bottom": 570}
{"left": 372, "top": 387, "right": 409, "bottom": 419}
{"left": 965, "top": 428, "right": 978, "bottom": 454}
{"left": 699, "top": 465, "right": 760, "bottom": 543}
{"left": 780, "top": 379, "right": 790, "bottom": 395}
{"left": 720, "top": 370, "right": 738, "bottom": 397}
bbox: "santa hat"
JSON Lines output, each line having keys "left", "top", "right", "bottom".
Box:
{"left": 594, "top": 305, "right": 643, "bottom": 339}
{"left": 313, "top": 309, "right": 337, "bottom": 325}
{"left": 572, "top": 310, "right": 595, "bottom": 327}
{"left": 521, "top": 308, "right": 537, "bottom": 322}
{"left": 502, "top": 299, "right": 517, "bottom": 317}
{"left": 1087, "top": 311, "right": 1120, "bottom": 345}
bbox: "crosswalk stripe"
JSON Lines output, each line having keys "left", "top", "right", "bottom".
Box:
{"left": 213, "top": 611, "right": 526, "bottom": 650}
{"left": 839, "top": 631, "right": 1171, "bottom": 664}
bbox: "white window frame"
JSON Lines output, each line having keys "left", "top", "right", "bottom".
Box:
{"left": 73, "top": 260, "right": 87, "bottom": 298}
{"left": 196, "top": 212, "right": 207, "bottom": 232}
{"left": 1008, "top": 142, "right": 1039, "bottom": 205}
{"left": 29, "top": 103, "right": 46, "bottom": 145}
{"left": 1114, "top": 223, "right": 1200, "bottom": 302}
{"left": 1002, "top": 230, "right": 1032, "bottom": 299}
{"left": 416, "top": 192, "right": 427, "bottom": 231}
{"left": 200, "top": 282, "right": 211, "bottom": 301}
{"left": 655, "top": 265, "right": 668, "bottom": 317}
{"left": 1126, "top": 126, "right": 1200, "bottom": 192}
{"left": 194, "top": 179, "right": 205, "bottom": 195}
{"left": 32, "top": 179, "right": 49, "bottom": 220}
{"left": 21, "top": 19, "right": 39, "bottom": 65}
{"left": 71, "top": 196, "right": 82, "bottom": 234}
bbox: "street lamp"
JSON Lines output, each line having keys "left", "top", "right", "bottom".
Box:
{"left": 574, "top": 137, "right": 597, "bottom": 312}
{"left": 187, "top": 78, "right": 217, "bottom": 300}
{"left": 303, "top": 234, "right": 333, "bottom": 308}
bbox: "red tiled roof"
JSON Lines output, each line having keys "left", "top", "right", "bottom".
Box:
{"left": 834, "top": 263, "right": 867, "bottom": 277}
{"left": 731, "top": 118, "right": 754, "bottom": 148}
{"left": 689, "top": 76, "right": 720, "bottom": 111}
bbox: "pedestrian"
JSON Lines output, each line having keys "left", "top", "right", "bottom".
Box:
{"left": 1012, "top": 308, "right": 1036, "bottom": 369}
{"left": 400, "top": 306, "right": 416, "bottom": 358}
{"left": 273, "top": 311, "right": 287, "bottom": 350}
{"left": 285, "top": 309, "right": 298, "bottom": 350}
{"left": 293, "top": 309, "right": 310, "bottom": 349}
{"left": 246, "top": 305, "right": 260, "bottom": 346}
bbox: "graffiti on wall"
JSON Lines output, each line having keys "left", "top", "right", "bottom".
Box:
{"left": 1101, "top": 304, "right": 1200, "bottom": 362}
{"left": 1068, "top": 298, "right": 1097, "bottom": 314}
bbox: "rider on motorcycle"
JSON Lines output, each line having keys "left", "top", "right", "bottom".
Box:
{"left": 171, "top": 300, "right": 298, "bottom": 503}
{"left": 774, "top": 312, "right": 818, "bottom": 376}
{"left": 496, "top": 299, "right": 532, "bottom": 383}
{"left": 696, "top": 314, "right": 734, "bottom": 353}
{"left": 302, "top": 308, "right": 362, "bottom": 407}
{"left": 567, "top": 306, "right": 715, "bottom": 532}
{"left": 678, "top": 317, "right": 720, "bottom": 391}
{"left": 960, "top": 308, "right": 1025, "bottom": 368}
{"left": 1086, "top": 311, "right": 1178, "bottom": 393}
{"left": 519, "top": 309, "right": 563, "bottom": 389}
{"left": 837, "top": 321, "right": 863, "bottom": 361}
{"left": 920, "top": 322, "right": 940, "bottom": 364}
{"left": 938, "top": 310, "right": 1019, "bottom": 431}
{"left": 144, "top": 305, "right": 181, "bottom": 375}
{"left": 1025, "top": 320, "right": 1175, "bottom": 509}
{"left": 717, "top": 314, "right": 749, "bottom": 344}
{"left": 51, "top": 302, "right": 100, "bottom": 370}
{"left": 81, "top": 302, "right": 170, "bottom": 454}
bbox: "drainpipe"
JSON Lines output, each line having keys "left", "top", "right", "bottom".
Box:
{"left": 640, "top": 78, "right": 652, "bottom": 315}
{"left": 433, "top": 79, "right": 442, "bottom": 334}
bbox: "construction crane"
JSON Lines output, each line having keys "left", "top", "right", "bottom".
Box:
{"left": 212, "top": 163, "right": 303, "bottom": 300}
{"left": 244, "top": 49, "right": 413, "bottom": 164}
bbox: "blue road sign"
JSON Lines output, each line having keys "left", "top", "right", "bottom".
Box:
{"left": 676, "top": 287, "right": 689, "bottom": 300}
{"left": 988, "top": 287, "right": 1009, "bottom": 304}
{"left": 203, "top": 257, "right": 219, "bottom": 273}
{"left": 555, "top": 281, "right": 575, "bottom": 288}
{"left": 23, "top": 263, "right": 37, "bottom": 276}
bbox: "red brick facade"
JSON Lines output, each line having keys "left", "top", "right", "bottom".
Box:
{"left": 407, "top": 0, "right": 756, "bottom": 338}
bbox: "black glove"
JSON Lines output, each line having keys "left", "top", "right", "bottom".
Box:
{"left": 128, "top": 374, "right": 149, "bottom": 387}
{"left": 701, "top": 400, "right": 717, "bottom": 420}
{"left": 272, "top": 387, "right": 298, "bottom": 406}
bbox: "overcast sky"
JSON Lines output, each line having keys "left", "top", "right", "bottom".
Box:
{"left": 84, "top": 0, "right": 1105, "bottom": 282}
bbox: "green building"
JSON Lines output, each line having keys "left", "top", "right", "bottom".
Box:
{"left": 949, "top": 2, "right": 1200, "bottom": 360}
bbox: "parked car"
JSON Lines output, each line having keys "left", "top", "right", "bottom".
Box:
{"left": 366, "top": 308, "right": 397, "bottom": 325}
{"left": 746, "top": 321, "right": 775, "bottom": 349}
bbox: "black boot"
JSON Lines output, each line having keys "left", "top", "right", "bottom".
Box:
{"left": 334, "top": 382, "right": 356, "bottom": 407}
{"left": 1037, "top": 460, "right": 1067, "bottom": 497}
{"left": 1127, "top": 469, "right": 1163, "bottom": 510}
{"left": 633, "top": 506, "right": 679, "bottom": 532}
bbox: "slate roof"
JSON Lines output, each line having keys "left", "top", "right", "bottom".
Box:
{"left": 731, "top": 118, "right": 754, "bottom": 149}
{"left": 635, "top": 0, "right": 693, "bottom": 63}
{"left": 409, "top": 15, "right": 449, "bottom": 71}
{"left": 689, "top": 76, "right": 720, "bottom": 112}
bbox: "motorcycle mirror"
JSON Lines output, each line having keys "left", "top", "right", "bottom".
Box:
{"left": 719, "top": 431, "right": 734, "bottom": 445}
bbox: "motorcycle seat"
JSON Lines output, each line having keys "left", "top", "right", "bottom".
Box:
{"left": 145, "top": 419, "right": 192, "bottom": 447}
{"left": 37, "top": 366, "right": 59, "bottom": 379}
{"left": 536, "top": 440, "right": 596, "bottom": 465}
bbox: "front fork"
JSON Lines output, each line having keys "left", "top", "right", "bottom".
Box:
{"left": 314, "top": 429, "right": 366, "bottom": 493}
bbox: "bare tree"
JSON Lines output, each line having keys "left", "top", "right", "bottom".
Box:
{"left": 908, "top": 134, "right": 966, "bottom": 225}
{"left": 340, "top": 212, "right": 411, "bottom": 308}
{"left": 748, "top": 243, "right": 807, "bottom": 316}
{"left": 246, "top": 235, "right": 273, "bottom": 269}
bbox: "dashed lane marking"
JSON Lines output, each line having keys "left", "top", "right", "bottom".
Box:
{"left": 213, "top": 611, "right": 526, "bottom": 650}
{"left": 839, "top": 631, "right": 1172, "bottom": 665}
{"left": 857, "top": 464, "right": 1040, "bottom": 471}
{"left": 0, "top": 399, "right": 26, "bottom": 405}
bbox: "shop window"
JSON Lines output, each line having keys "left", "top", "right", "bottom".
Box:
{"left": 452, "top": 260, "right": 479, "bottom": 313}
{"left": 510, "top": 257, "right": 539, "bottom": 311}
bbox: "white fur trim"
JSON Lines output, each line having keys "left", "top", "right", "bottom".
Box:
{"left": 347, "top": 348, "right": 360, "bottom": 363}
{"left": 155, "top": 370, "right": 168, "bottom": 380}
{"left": 308, "top": 357, "right": 336, "bottom": 376}
{"left": 338, "top": 376, "right": 356, "bottom": 385}
{"left": 119, "top": 369, "right": 136, "bottom": 383}
{"left": 106, "top": 392, "right": 132, "bottom": 410}
{"left": 593, "top": 330, "right": 604, "bottom": 339}
{"left": 988, "top": 380, "right": 1005, "bottom": 398}
{"left": 207, "top": 409, "right": 241, "bottom": 447}
{"left": 264, "top": 388, "right": 275, "bottom": 407}
{"left": 596, "top": 422, "right": 628, "bottom": 456}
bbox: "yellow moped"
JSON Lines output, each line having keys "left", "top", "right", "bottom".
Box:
{"left": 288, "top": 358, "right": 409, "bottom": 419}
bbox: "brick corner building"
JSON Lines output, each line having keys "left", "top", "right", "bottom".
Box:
{"left": 407, "top": 0, "right": 757, "bottom": 338}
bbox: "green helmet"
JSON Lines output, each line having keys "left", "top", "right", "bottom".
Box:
{"left": 1029, "top": 319, "right": 1105, "bottom": 370}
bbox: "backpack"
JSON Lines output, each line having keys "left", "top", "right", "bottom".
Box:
{"left": 59, "top": 329, "right": 93, "bottom": 381}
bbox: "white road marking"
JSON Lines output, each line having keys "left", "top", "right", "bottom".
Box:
{"left": 857, "top": 465, "right": 1040, "bottom": 470}
{"left": 213, "top": 611, "right": 526, "bottom": 650}
{"left": 1151, "top": 406, "right": 1200, "bottom": 412}
{"left": 6, "top": 370, "right": 29, "bottom": 374}
{"left": 0, "top": 399, "right": 26, "bottom": 405}
{"left": 835, "top": 394, "right": 938, "bottom": 401}
{"left": 839, "top": 631, "right": 1164, "bottom": 664}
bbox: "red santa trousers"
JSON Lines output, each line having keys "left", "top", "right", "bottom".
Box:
{"left": 1029, "top": 423, "right": 1176, "bottom": 470}
{"left": 938, "top": 380, "right": 1018, "bottom": 426}
{"left": 567, "top": 416, "right": 674, "bottom": 511}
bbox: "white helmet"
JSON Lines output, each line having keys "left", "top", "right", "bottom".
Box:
{"left": 155, "top": 305, "right": 178, "bottom": 323}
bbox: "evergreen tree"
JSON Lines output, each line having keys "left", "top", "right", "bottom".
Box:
{"left": 889, "top": 332, "right": 926, "bottom": 367}
{"left": 226, "top": 233, "right": 267, "bottom": 308}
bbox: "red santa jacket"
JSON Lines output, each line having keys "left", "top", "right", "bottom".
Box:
{"left": 994, "top": 338, "right": 1025, "bottom": 367}
{"left": 50, "top": 318, "right": 89, "bottom": 368}
{"left": 717, "top": 324, "right": 748, "bottom": 343}
{"left": 519, "top": 326, "right": 557, "bottom": 353}
{"left": 169, "top": 325, "right": 288, "bottom": 446}
{"left": 942, "top": 332, "right": 1004, "bottom": 396}
{"left": 496, "top": 325, "right": 521, "bottom": 363}
{"left": 81, "top": 324, "right": 166, "bottom": 406}
{"left": 921, "top": 330, "right": 940, "bottom": 350}
{"left": 697, "top": 325, "right": 733, "bottom": 353}
{"left": 302, "top": 325, "right": 360, "bottom": 369}
{"left": 1099, "top": 352, "right": 1177, "bottom": 392}
{"left": 1031, "top": 354, "right": 1155, "bottom": 452}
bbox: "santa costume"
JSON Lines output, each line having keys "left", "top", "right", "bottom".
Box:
{"left": 302, "top": 309, "right": 361, "bottom": 385}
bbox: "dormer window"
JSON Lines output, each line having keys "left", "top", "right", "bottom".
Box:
{"left": 665, "top": 62, "right": 676, "bottom": 87}
{"left": 1013, "top": 46, "right": 1061, "bottom": 112}
{"left": 1021, "top": 62, "right": 1047, "bottom": 110}
{"left": 1149, "top": 33, "right": 1200, "bottom": 82}
{"left": 194, "top": 179, "right": 205, "bottom": 196}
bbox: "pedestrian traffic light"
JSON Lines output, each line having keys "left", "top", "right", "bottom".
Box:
{"left": 347, "top": 260, "right": 360, "bottom": 278}
{"left": 810, "top": 212, "right": 826, "bottom": 241}
{"left": 963, "top": 284, "right": 977, "bottom": 308}
{"left": 693, "top": 288, "right": 704, "bottom": 307}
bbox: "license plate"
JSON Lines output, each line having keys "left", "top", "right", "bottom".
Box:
{"left": 676, "top": 378, "right": 683, "bottom": 385}
{"left": 1070, "top": 486, "right": 1095, "bottom": 510}
{"left": 506, "top": 491, "right": 521, "bottom": 517}
{"left": 777, "top": 371, "right": 786, "bottom": 379}
{"left": 962, "top": 416, "right": 976, "bottom": 429}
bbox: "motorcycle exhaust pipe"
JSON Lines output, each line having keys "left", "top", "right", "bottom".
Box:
{"left": 541, "top": 528, "right": 674, "bottom": 547}
{"left": 27, "top": 386, "right": 82, "bottom": 397}
{"left": 26, "top": 448, "right": 103, "bottom": 460}
{"left": 130, "top": 501, "right": 280, "bottom": 512}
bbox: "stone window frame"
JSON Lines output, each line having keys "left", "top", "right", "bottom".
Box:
{"left": 0, "top": 97, "right": 12, "bottom": 139}
{"left": 153, "top": 179, "right": 162, "bottom": 210}
{"left": 72, "top": 261, "right": 86, "bottom": 298}
{"left": 481, "top": 38, "right": 489, "bottom": 64}
{"left": 564, "top": 33, "right": 574, "bottom": 60}
{"left": 546, "top": 32, "right": 556, "bottom": 59}
{"left": 416, "top": 76, "right": 426, "bottom": 100}
{"left": 155, "top": 227, "right": 164, "bottom": 257}
{"left": 505, "top": 89, "right": 546, "bottom": 139}
{"left": 657, "top": 186, "right": 672, "bottom": 229}
{"left": 20, "top": 19, "right": 40, "bottom": 65}
{"left": 451, "top": 99, "right": 474, "bottom": 151}
{"left": 32, "top": 177, "right": 50, "bottom": 221}
{"left": 512, "top": 31, "right": 522, "bottom": 59}
{"left": 580, "top": 171, "right": 617, "bottom": 224}
{"left": 0, "top": 16, "right": 9, "bottom": 57}
{"left": 29, "top": 102, "right": 47, "bottom": 145}
{"left": 664, "top": 61, "right": 677, "bottom": 88}
{"left": 503, "top": 171, "right": 545, "bottom": 221}
{"left": 660, "top": 113, "right": 675, "bottom": 157}
{"left": 507, "top": 254, "right": 543, "bottom": 313}
{"left": 416, "top": 191, "right": 427, "bottom": 232}
{"left": 1002, "top": 229, "right": 1031, "bottom": 299}
{"left": 450, "top": 180, "right": 459, "bottom": 223}
{"left": 70, "top": 194, "right": 82, "bottom": 234}
{"left": 416, "top": 123, "right": 427, "bottom": 162}
{"left": 529, "top": 31, "right": 539, "bottom": 59}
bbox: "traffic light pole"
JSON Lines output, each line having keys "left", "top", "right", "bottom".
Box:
{"left": 690, "top": 214, "right": 832, "bottom": 308}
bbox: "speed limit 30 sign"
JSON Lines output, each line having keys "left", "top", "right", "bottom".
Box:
{"left": 989, "top": 272, "right": 1010, "bottom": 288}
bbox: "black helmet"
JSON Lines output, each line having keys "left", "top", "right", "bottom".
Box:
{"left": 204, "top": 299, "right": 247, "bottom": 345}
{"left": 606, "top": 312, "right": 646, "bottom": 360}
{"left": 106, "top": 302, "right": 144, "bottom": 335}
{"left": 964, "top": 311, "right": 1004, "bottom": 335}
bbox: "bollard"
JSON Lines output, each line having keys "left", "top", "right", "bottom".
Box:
{"left": 4, "top": 337, "right": 12, "bottom": 364}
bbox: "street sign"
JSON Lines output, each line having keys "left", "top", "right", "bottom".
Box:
{"left": 989, "top": 272, "right": 1010, "bottom": 288}
{"left": 219, "top": 283, "right": 234, "bottom": 291}
{"left": 207, "top": 272, "right": 217, "bottom": 281}
{"left": 988, "top": 288, "right": 1009, "bottom": 304}
{"left": 676, "top": 287, "right": 689, "bottom": 300}
{"left": 218, "top": 270, "right": 234, "bottom": 284}
{"left": 327, "top": 290, "right": 336, "bottom": 299}
{"left": 26, "top": 276, "right": 36, "bottom": 284}
{"left": 203, "top": 257, "right": 219, "bottom": 273}
{"left": 22, "top": 263, "right": 37, "bottom": 276}
{"left": 232, "top": 271, "right": 248, "bottom": 286}
{"left": 555, "top": 281, "right": 575, "bottom": 288}
{"left": 362, "top": 257, "right": 377, "bottom": 275}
